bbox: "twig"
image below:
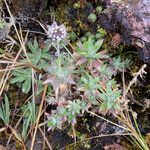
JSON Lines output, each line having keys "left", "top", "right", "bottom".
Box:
{"left": 61, "top": 133, "right": 132, "bottom": 150}
{"left": 38, "top": 127, "right": 53, "bottom": 150}
{"left": 87, "top": 110, "right": 129, "bottom": 131}
{"left": 122, "top": 64, "right": 147, "bottom": 99}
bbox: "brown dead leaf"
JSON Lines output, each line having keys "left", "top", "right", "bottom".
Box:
{"left": 76, "top": 57, "right": 87, "bottom": 65}
{"left": 111, "top": 33, "right": 122, "bottom": 47}
{"left": 58, "top": 97, "right": 68, "bottom": 106}
{"left": 59, "top": 83, "right": 68, "bottom": 94}
{"left": 99, "top": 81, "right": 106, "bottom": 90}
{"left": 92, "top": 59, "right": 103, "bottom": 68}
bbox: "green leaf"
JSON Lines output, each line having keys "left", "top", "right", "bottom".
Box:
{"left": 33, "top": 38, "right": 39, "bottom": 50}
{"left": 0, "top": 94, "right": 10, "bottom": 125}
{"left": 22, "top": 117, "right": 31, "bottom": 139}
{"left": 27, "top": 40, "right": 51, "bottom": 69}
{"left": 4, "top": 94, "right": 10, "bottom": 124}
{"left": 28, "top": 43, "right": 37, "bottom": 53}
{"left": 22, "top": 79, "right": 31, "bottom": 93}
{"left": 0, "top": 48, "right": 4, "bottom": 53}
{"left": 94, "top": 39, "right": 103, "bottom": 52}
{"left": 107, "top": 102, "right": 114, "bottom": 109}
{"left": 99, "top": 102, "right": 107, "bottom": 111}
{"left": 41, "top": 53, "right": 51, "bottom": 60}
{"left": 99, "top": 93, "right": 107, "bottom": 102}
{"left": 76, "top": 36, "right": 105, "bottom": 60}
{"left": 113, "top": 103, "right": 120, "bottom": 110}
{"left": 10, "top": 76, "right": 26, "bottom": 84}
{"left": 28, "top": 38, "right": 38, "bottom": 52}
{"left": 0, "top": 107, "right": 4, "bottom": 122}
{"left": 28, "top": 101, "right": 37, "bottom": 124}
{"left": 43, "top": 44, "right": 51, "bottom": 52}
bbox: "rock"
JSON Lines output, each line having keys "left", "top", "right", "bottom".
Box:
{"left": 97, "top": 0, "right": 150, "bottom": 62}
{"left": 8, "top": 0, "right": 46, "bottom": 18}
{"left": 2, "top": 0, "right": 47, "bottom": 30}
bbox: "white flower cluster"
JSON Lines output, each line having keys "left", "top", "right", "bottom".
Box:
{"left": 47, "top": 21, "right": 67, "bottom": 42}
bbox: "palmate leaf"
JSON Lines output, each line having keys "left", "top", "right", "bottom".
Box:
{"left": 80, "top": 74, "right": 99, "bottom": 91}
{"left": 46, "top": 99, "right": 87, "bottom": 130}
{"left": 99, "top": 81, "right": 121, "bottom": 110}
{"left": 10, "top": 69, "right": 30, "bottom": 84}
{"left": 98, "top": 64, "right": 114, "bottom": 80}
{"left": 111, "top": 57, "right": 131, "bottom": 72}
{"left": 11, "top": 69, "right": 32, "bottom": 93}
{"left": 11, "top": 39, "right": 52, "bottom": 94}
{"left": 27, "top": 39, "right": 51, "bottom": 69}
{"left": 100, "top": 100, "right": 120, "bottom": 111}
{"left": 27, "top": 38, "right": 39, "bottom": 53}
{"left": 44, "top": 54, "right": 75, "bottom": 89}
{"left": 77, "top": 37, "right": 104, "bottom": 59}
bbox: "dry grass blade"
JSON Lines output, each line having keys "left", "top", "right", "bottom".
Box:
{"left": 30, "top": 84, "right": 48, "bottom": 150}
{"left": 4, "top": 0, "right": 30, "bottom": 62}
{"left": 6, "top": 104, "right": 30, "bottom": 148}
{"left": 0, "top": 60, "right": 24, "bottom": 64}
{"left": 116, "top": 111, "right": 149, "bottom": 150}
{"left": 0, "top": 1, "right": 29, "bottom": 96}
{"left": 72, "top": 123, "right": 77, "bottom": 145}
{"left": 0, "top": 127, "right": 6, "bottom": 132}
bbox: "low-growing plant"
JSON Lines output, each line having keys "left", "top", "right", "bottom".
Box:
{"left": 74, "top": 36, "right": 109, "bottom": 70}
{"left": 110, "top": 56, "right": 131, "bottom": 72}
{"left": 10, "top": 39, "right": 51, "bottom": 93}
{"left": 0, "top": 14, "right": 145, "bottom": 149}
{"left": 27, "top": 38, "right": 51, "bottom": 69}
{"left": 44, "top": 32, "right": 132, "bottom": 132}
{"left": 88, "top": 13, "right": 97, "bottom": 22}
{"left": 76, "top": 37, "right": 106, "bottom": 60}
{"left": 46, "top": 99, "right": 87, "bottom": 131}
{"left": 99, "top": 80, "right": 121, "bottom": 110}
{"left": 10, "top": 68, "right": 32, "bottom": 93}
{"left": 97, "top": 63, "right": 114, "bottom": 80}
{"left": 78, "top": 74, "right": 100, "bottom": 105}
{"left": 43, "top": 54, "right": 75, "bottom": 99}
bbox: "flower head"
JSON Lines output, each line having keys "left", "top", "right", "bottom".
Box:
{"left": 47, "top": 21, "right": 67, "bottom": 42}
